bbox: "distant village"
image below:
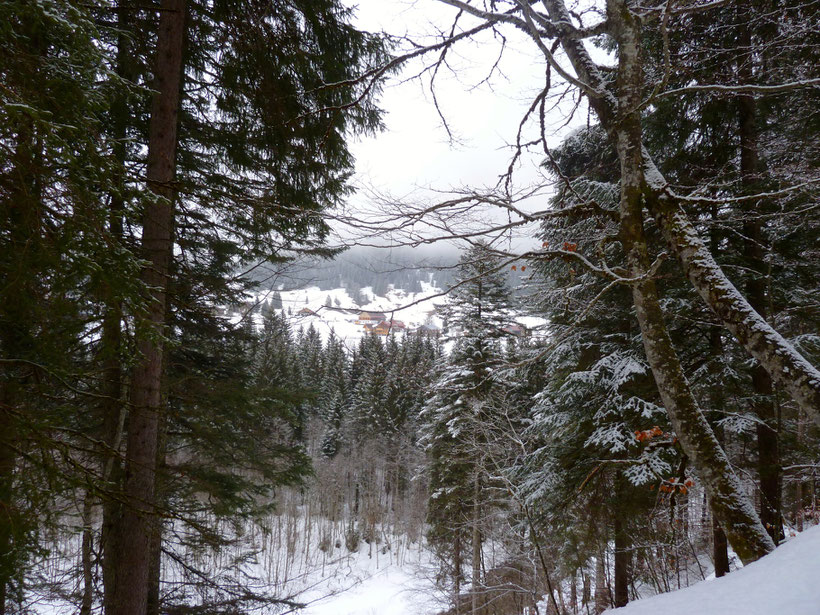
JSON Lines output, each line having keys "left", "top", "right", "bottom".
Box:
{"left": 297, "top": 307, "right": 443, "bottom": 337}
{"left": 218, "top": 287, "right": 535, "bottom": 344}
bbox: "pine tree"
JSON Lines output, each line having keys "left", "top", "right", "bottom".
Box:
{"left": 2, "top": 0, "right": 389, "bottom": 610}
{"left": 422, "top": 243, "right": 515, "bottom": 609}
{"left": 0, "top": 1, "right": 144, "bottom": 607}
{"left": 319, "top": 334, "right": 349, "bottom": 458}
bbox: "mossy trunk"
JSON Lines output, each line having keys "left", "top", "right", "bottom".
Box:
{"left": 642, "top": 186, "right": 820, "bottom": 427}
{"left": 539, "top": 0, "right": 778, "bottom": 565}
{"left": 606, "top": 0, "right": 775, "bottom": 565}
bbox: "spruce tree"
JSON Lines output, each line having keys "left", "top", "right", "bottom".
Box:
{"left": 0, "top": 1, "right": 144, "bottom": 607}
{"left": 422, "top": 243, "right": 515, "bottom": 609}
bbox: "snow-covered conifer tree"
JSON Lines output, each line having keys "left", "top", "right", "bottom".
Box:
{"left": 421, "top": 242, "right": 515, "bottom": 610}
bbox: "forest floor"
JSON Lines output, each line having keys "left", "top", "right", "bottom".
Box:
{"left": 26, "top": 522, "right": 818, "bottom": 614}
{"left": 296, "top": 549, "right": 440, "bottom": 615}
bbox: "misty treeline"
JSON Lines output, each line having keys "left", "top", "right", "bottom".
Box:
{"left": 249, "top": 247, "right": 455, "bottom": 300}
{"left": 248, "top": 246, "right": 531, "bottom": 307}
{"left": 1, "top": 1, "right": 819, "bottom": 615}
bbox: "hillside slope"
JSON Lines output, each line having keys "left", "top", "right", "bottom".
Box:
{"left": 606, "top": 525, "right": 820, "bottom": 615}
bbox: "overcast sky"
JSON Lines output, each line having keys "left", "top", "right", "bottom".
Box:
{"left": 337, "top": 0, "right": 596, "bottom": 251}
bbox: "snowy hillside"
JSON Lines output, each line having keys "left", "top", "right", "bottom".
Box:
{"left": 254, "top": 282, "right": 545, "bottom": 348}
{"left": 605, "top": 525, "right": 820, "bottom": 615}
{"left": 272, "top": 282, "right": 446, "bottom": 347}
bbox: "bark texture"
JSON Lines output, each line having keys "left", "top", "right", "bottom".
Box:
{"left": 547, "top": 0, "right": 820, "bottom": 426}
{"left": 107, "top": 1, "right": 186, "bottom": 613}
{"left": 736, "top": 37, "right": 782, "bottom": 543}
{"left": 713, "top": 517, "right": 730, "bottom": 578}
{"left": 471, "top": 472, "right": 481, "bottom": 615}
{"left": 538, "top": 0, "right": 778, "bottom": 564}
{"left": 594, "top": 554, "right": 608, "bottom": 614}
{"left": 642, "top": 185, "right": 820, "bottom": 429}
{"left": 610, "top": 0, "right": 773, "bottom": 564}
{"left": 0, "top": 115, "right": 40, "bottom": 615}
{"left": 613, "top": 517, "right": 629, "bottom": 608}
{"left": 100, "top": 3, "right": 130, "bottom": 595}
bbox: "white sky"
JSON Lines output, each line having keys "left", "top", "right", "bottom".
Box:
{"left": 338, "top": 0, "right": 597, "bottom": 250}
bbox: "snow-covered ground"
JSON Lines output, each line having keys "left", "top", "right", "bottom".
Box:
{"left": 261, "top": 282, "right": 445, "bottom": 348}
{"left": 27, "top": 509, "right": 443, "bottom": 615}
{"left": 296, "top": 545, "right": 440, "bottom": 615}
{"left": 255, "top": 282, "right": 546, "bottom": 349}
{"left": 605, "top": 525, "right": 820, "bottom": 615}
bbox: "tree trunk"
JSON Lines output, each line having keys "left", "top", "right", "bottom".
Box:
{"left": 146, "top": 415, "right": 168, "bottom": 615}
{"left": 0, "top": 113, "right": 41, "bottom": 615}
{"left": 542, "top": 0, "right": 820, "bottom": 427}
{"left": 593, "top": 554, "right": 608, "bottom": 614}
{"left": 0, "top": 388, "right": 16, "bottom": 615}
{"left": 99, "top": 6, "right": 132, "bottom": 606}
{"left": 712, "top": 516, "right": 730, "bottom": 577}
{"left": 613, "top": 518, "right": 629, "bottom": 608}
{"left": 80, "top": 492, "right": 94, "bottom": 615}
{"left": 454, "top": 533, "right": 462, "bottom": 615}
{"left": 107, "top": 1, "right": 186, "bottom": 613}
{"left": 795, "top": 410, "right": 805, "bottom": 531}
{"left": 545, "top": 0, "right": 777, "bottom": 565}
{"left": 600, "top": 0, "right": 775, "bottom": 565}
{"left": 471, "top": 471, "right": 481, "bottom": 615}
{"left": 736, "top": 32, "right": 782, "bottom": 544}
{"left": 642, "top": 181, "right": 820, "bottom": 428}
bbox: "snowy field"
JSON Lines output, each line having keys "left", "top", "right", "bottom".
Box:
{"left": 25, "top": 515, "right": 820, "bottom": 615}
{"left": 605, "top": 524, "right": 820, "bottom": 615}
{"left": 25, "top": 504, "right": 443, "bottom": 615}
{"left": 261, "top": 283, "right": 446, "bottom": 348}
{"left": 252, "top": 282, "right": 546, "bottom": 349}
{"left": 295, "top": 545, "right": 440, "bottom": 615}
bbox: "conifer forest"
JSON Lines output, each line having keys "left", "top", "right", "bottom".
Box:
{"left": 1, "top": 1, "right": 819, "bottom": 614}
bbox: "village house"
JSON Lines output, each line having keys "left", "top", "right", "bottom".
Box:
{"left": 357, "top": 310, "right": 386, "bottom": 323}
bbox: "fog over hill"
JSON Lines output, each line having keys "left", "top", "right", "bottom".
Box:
{"left": 248, "top": 245, "right": 529, "bottom": 306}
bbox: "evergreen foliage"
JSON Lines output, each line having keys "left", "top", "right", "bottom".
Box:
{"left": 422, "top": 243, "right": 517, "bottom": 603}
